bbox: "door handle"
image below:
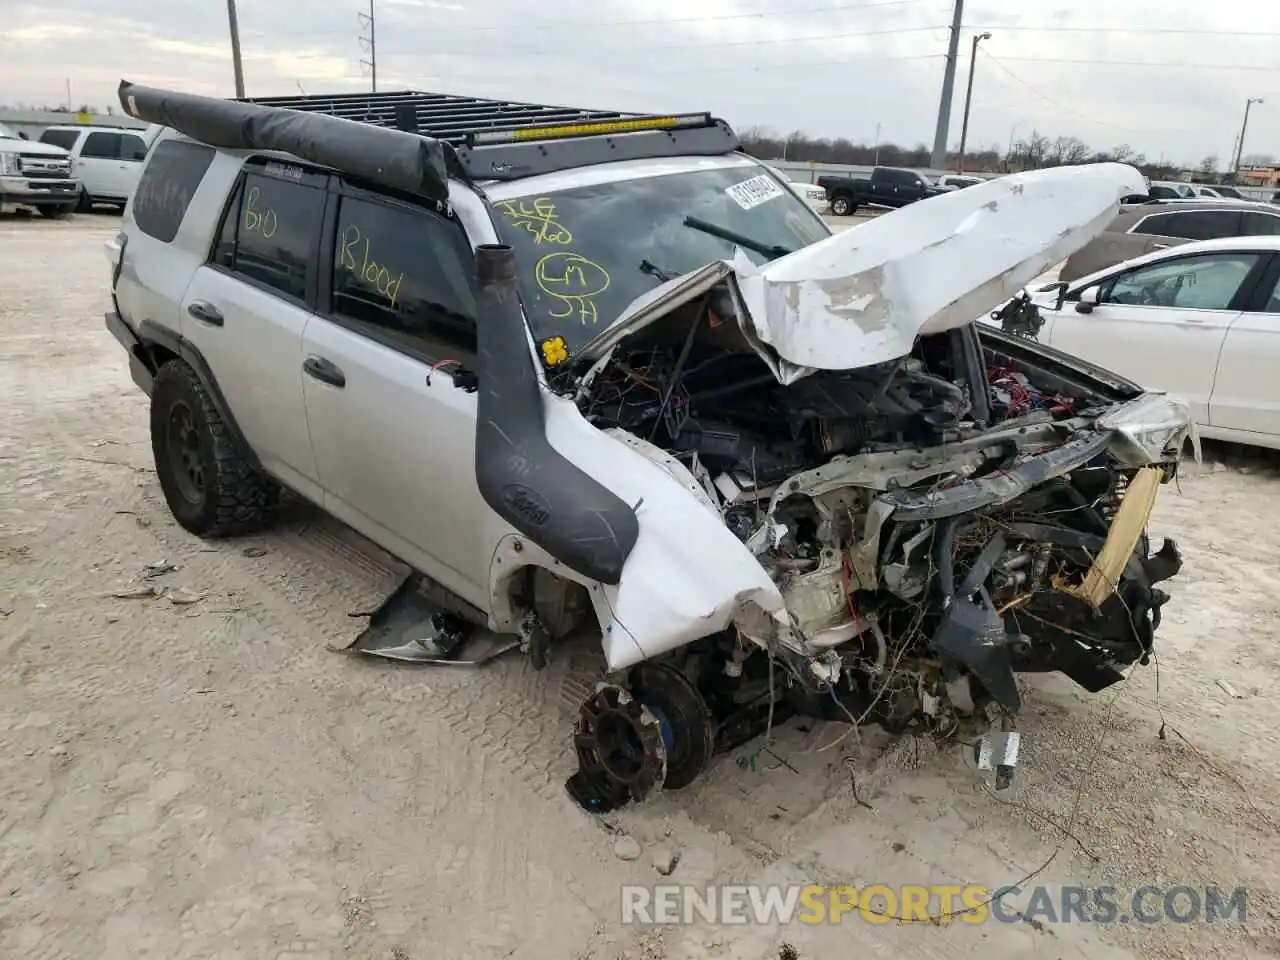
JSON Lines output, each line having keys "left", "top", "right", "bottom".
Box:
{"left": 303, "top": 355, "right": 346, "bottom": 388}
{"left": 1180, "top": 316, "right": 1207, "bottom": 324}
{"left": 1151, "top": 243, "right": 1170, "bottom": 249}
{"left": 187, "top": 301, "right": 223, "bottom": 326}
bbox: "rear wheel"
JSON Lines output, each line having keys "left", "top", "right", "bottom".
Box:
{"left": 830, "top": 194, "right": 855, "bottom": 216}
{"left": 150, "top": 360, "right": 280, "bottom": 538}
{"left": 75, "top": 189, "right": 93, "bottom": 213}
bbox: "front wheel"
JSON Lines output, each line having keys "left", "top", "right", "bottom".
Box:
{"left": 830, "top": 195, "right": 855, "bottom": 216}
{"left": 37, "top": 204, "right": 75, "bottom": 219}
{"left": 150, "top": 360, "right": 281, "bottom": 538}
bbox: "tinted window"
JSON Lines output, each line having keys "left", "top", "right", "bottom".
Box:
{"left": 1133, "top": 210, "right": 1242, "bottom": 241}
{"left": 330, "top": 193, "right": 478, "bottom": 355}
{"left": 1242, "top": 211, "right": 1280, "bottom": 236}
{"left": 1148, "top": 185, "right": 1180, "bottom": 199}
{"left": 132, "top": 139, "right": 216, "bottom": 243}
{"left": 38, "top": 129, "right": 79, "bottom": 151}
{"left": 118, "top": 133, "right": 148, "bottom": 161}
{"left": 81, "top": 131, "right": 122, "bottom": 159}
{"left": 1104, "top": 253, "right": 1260, "bottom": 310}
{"left": 216, "top": 167, "right": 326, "bottom": 302}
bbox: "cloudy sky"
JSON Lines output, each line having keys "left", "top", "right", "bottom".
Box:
{"left": 3, "top": 0, "right": 1278, "bottom": 167}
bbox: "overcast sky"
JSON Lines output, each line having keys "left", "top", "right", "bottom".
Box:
{"left": 2, "top": 0, "right": 1278, "bottom": 167}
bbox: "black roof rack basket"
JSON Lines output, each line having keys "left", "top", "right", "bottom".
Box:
{"left": 242, "top": 89, "right": 741, "bottom": 181}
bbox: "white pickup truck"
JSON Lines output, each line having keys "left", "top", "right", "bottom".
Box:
{"left": 38, "top": 124, "right": 157, "bottom": 211}
{"left": 0, "top": 122, "right": 80, "bottom": 217}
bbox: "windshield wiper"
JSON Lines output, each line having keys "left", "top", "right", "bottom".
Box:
{"left": 682, "top": 216, "right": 793, "bottom": 260}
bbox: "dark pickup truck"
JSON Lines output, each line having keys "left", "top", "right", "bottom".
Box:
{"left": 817, "top": 165, "right": 944, "bottom": 216}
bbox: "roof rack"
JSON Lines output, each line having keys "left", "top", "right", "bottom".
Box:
{"left": 241, "top": 90, "right": 741, "bottom": 182}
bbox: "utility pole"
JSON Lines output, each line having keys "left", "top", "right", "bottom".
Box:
{"left": 1232, "top": 97, "right": 1263, "bottom": 177}
{"left": 930, "top": 0, "right": 964, "bottom": 170}
{"left": 226, "top": 0, "right": 245, "bottom": 98}
{"left": 957, "top": 31, "right": 991, "bottom": 174}
{"left": 359, "top": 0, "right": 377, "bottom": 93}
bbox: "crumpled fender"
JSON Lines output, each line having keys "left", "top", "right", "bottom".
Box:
{"left": 538, "top": 392, "right": 785, "bottom": 671}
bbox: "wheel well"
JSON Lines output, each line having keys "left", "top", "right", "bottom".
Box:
{"left": 143, "top": 341, "right": 179, "bottom": 373}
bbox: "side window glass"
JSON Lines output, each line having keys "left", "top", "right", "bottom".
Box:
{"left": 330, "top": 192, "right": 478, "bottom": 355}
{"left": 1242, "top": 212, "right": 1280, "bottom": 236}
{"left": 1131, "top": 213, "right": 1173, "bottom": 237}
{"left": 212, "top": 179, "right": 244, "bottom": 267}
{"left": 81, "top": 131, "right": 121, "bottom": 159}
{"left": 132, "top": 139, "right": 216, "bottom": 243}
{"left": 38, "top": 129, "right": 79, "bottom": 151}
{"left": 218, "top": 169, "right": 326, "bottom": 302}
{"left": 118, "top": 134, "right": 148, "bottom": 161}
{"left": 1104, "top": 254, "right": 1260, "bottom": 310}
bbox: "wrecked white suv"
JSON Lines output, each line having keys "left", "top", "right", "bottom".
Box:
{"left": 106, "top": 81, "right": 1192, "bottom": 811}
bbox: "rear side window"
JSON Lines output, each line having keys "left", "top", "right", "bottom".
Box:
{"left": 1241, "top": 211, "right": 1280, "bottom": 236}
{"left": 1132, "top": 210, "right": 1243, "bottom": 241}
{"left": 213, "top": 165, "right": 327, "bottom": 302}
{"left": 131, "top": 139, "right": 216, "bottom": 243}
{"left": 38, "top": 129, "right": 79, "bottom": 151}
{"left": 329, "top": 191, "right": 478, "bottom": 355}
{"left": 81, "top": 131, "right": 122, "bottom": 159}
{"left": 119, "top": 133, "right": 149, "bottom": 161}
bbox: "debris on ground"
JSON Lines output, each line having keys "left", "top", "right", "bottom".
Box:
{"left": 111, "top": 583, "right": 165, "bottom": 600}
{"left": 613, "top": 835, "right": 642, "bottom": 861}
{"left": 649, "top": 845, "right": 679, "bottom": 876}
{"left": 141, "top": 560, "right": 177, "bottom": 579}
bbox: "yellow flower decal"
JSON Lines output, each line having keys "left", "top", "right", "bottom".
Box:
{"left": 541, "top": 336, "right": 569, "bottom": 367}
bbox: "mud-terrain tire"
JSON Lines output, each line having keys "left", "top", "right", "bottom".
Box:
{"left": 150, "top": 359, "right": 280, "bottom": 538}
{"left": 830, "top": 194, "right": 855, "bottom": 216}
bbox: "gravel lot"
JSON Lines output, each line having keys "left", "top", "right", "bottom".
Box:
{"left": 2, "top": 212, "right": 1279, "bottom": 960}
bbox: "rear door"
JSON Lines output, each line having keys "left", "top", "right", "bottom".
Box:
{"left": 76, "top": 131, "right": 124, "bottom": 198}
{"left": 1049, "top": 250, "right": 1269, "bottom": 424}
{"left": 177, "top": 158, "right": 327, "bottom": 498}
{"left": 115, "top": 131, "right": 150, "bottom": 200}
{"left": 1208, "top": 256, "right": 1280, "bottom": 440}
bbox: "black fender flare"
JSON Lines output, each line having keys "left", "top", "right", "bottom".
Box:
{"left": 135, "top": 318, "right": 264, "bottom": 473}
{"left": 472, "top": 244, "right": 640, "bottom": 586}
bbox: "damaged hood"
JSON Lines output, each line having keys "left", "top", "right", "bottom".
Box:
{"left": 578, "top": 162, "right": 1146, "bottom": 384}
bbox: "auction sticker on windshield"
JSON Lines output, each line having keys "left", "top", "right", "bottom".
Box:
{"left": 725, "top": 174, "right": 786, "bottom": 210}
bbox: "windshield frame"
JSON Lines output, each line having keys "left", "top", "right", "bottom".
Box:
{"left": 485, "top": 157, "right": 831, "bottom": 361}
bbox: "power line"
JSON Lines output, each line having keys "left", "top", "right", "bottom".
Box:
{"left": 979, "top": 51, "right": 1181, "bottom": 134}
{"left": 372, "top": 24, "right": 947, "bottom": 58}
{"left": 240, "top": 0, "right": 928, "bottom": 39}
{"left": 991, "top": 54, "right": 1280, "bottom": 72}
{"left": 972, "top": 24, "right": 1280, "bottom": 38}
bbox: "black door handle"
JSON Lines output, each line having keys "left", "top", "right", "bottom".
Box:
{"left": 187, "top": 301, "right": 223, "bottom": 326}
{"left": 303, "top": 355, "right": 346, "bottom": 388}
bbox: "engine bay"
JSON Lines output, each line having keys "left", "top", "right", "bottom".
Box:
{"left": 562, "top": 290, "right": 1186, "bottom": 811}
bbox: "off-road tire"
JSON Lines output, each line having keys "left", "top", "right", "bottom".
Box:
{"left": 150, "top": 359, "right": 280, "bottom": 538}
{"left": 37, "top": 203, "right": 76, "bottom": 219}
{"left": 830, "top": 195, "right": 855, "bottom": 217}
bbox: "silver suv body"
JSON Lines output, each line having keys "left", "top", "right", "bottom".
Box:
{"left": 0, "top": 122, "right": 80, "bottom": 216}
{"left": 106, "top": 81, "right": 1193, "bottom": 809}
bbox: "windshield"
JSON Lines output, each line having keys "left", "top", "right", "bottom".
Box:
{"left": 490, "top": 164, "right": 830, "bottom": 358}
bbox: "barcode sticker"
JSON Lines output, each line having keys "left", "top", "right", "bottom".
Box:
{"left": 725, "top": 174, "right": 786, "bottom": 210}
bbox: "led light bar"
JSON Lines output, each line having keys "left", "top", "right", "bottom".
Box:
{"left": 467, "top": 113, "right": 715, "bottom": 146}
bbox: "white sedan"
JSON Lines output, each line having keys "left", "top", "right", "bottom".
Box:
{"left": 993, "top": 235, "right": 1280, "bottom": 450}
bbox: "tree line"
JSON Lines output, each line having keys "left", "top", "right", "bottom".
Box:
{"left": 739, "top": 126, "right": 1276, "bottom": 182}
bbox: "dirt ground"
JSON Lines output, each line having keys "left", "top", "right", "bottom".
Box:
{"left": 3, "top": 213, "right": 1280, "bottom": 960}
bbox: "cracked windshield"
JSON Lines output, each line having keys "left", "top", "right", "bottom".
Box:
{"left": 491, "top": 164, "right": 830, "bottom": 359}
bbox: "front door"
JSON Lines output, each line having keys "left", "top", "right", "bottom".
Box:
{"left": 299, "top": 181, "right": 491, "bottom": 606}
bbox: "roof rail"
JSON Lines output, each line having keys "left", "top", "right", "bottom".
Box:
{"left": 241, "top": 90, "right": 741, "bottom": 181}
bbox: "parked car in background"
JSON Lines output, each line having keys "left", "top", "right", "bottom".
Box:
{"left": 0, "top": 122, "right": 80, "bottom": 217}
{"left": 763, "top": 166, "right": 828, "bottom": 214}
{"left": 935, "top": 173, "right": 983, "bottom": 191}
{"left": 1058, "top": 198, "right": 1280, "bottom": 281}
{"left": 995, "top": 236, "right": 1280, "bottom": 450}
{"left": 1149, "top": 180, "right": 1196, "bottom": 198}
{"left": 817, "top": 165, "right": 943, "bottom": 216}
{"left": 38, "top": 124, "right": 156, "bottom": 211}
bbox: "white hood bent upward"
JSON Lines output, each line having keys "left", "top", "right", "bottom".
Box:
{"left": 580, "top": 162, "right": 1146, "bottom": 383}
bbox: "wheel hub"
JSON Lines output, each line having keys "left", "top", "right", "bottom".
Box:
{"left": 166, "top": 402, "right": 205, "bottom": 503}
{"left": 565, "top": 685, "right": 667, "bottom": 813}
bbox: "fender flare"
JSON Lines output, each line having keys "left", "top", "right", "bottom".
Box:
{"left": 135, "top": 318, "right": 263, "bottom": 473}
